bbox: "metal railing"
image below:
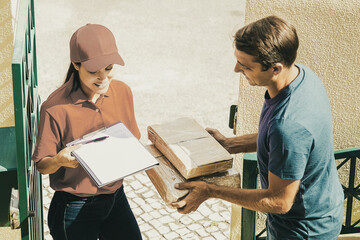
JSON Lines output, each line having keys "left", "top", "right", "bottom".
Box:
{"left": 241, "top": 147, "right": 360, "bottom": 239}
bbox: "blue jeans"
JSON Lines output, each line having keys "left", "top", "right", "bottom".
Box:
{"left": 48, "top": 186, "right": 142, "bottom": 240}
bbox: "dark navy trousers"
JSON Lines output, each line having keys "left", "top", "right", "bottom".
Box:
{"left": 48, "top": 186, "right": 142, "bottom": 240}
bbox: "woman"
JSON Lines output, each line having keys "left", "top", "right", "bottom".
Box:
{"left": 32, "top": 23, "right": 142, "bottom": 240}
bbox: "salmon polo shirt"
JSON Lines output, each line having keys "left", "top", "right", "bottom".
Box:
{"left": 32, "top": 76, "right": 141, "bottom": 197}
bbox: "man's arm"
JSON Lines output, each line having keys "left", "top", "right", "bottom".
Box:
{"left": 171, "top": 171, "right": 300, "bottom": 214}
{"left": 206, "top": 128, "right": 257, "bottom": 154}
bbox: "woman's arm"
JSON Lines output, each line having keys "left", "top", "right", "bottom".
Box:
{"left": 36, "top": 145, "right": 81, "bottom": 174}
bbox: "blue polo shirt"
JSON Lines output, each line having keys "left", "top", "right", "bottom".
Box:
{"left": 257, "top": 64, "right": 344, "bottom": 239}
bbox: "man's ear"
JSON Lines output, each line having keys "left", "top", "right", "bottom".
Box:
{"left": 272, "top": 63, "right": 283, "bottom": 75}
{"left": 72, "top": 62, "right": 80, "bottom": 71}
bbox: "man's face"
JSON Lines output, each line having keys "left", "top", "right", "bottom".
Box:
{"left": 234, "top": 49, "right": 273, "bottom": 87}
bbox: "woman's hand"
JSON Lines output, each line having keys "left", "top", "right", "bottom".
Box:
{"left": 55, "top": 145, "right": 81, "bottom": 168}
{"left": 36, "top": 145, "right": 81, "bottom": 174}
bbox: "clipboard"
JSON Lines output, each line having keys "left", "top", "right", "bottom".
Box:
{"left": 66, "top": 121, "right": 159, "bottom": 187}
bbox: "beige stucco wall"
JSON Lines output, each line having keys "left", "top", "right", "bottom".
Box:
{"left": 237, "top": 0, "right": 360, "bottom": 148}
{"left": 231, "top": 0, "right": 360, "bottom": 238}
{"left": 0, "top": 0, "right": 15, "bottom": 128}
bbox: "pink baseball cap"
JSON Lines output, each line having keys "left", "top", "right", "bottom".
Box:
{"left": 70, "top": 24, "right": 124, "bottom": 72}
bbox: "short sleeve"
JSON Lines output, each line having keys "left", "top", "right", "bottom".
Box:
{"left": 125, "top": 85, "right": 141, "bottom": 140}
{"left": 268, "top": 119, "right": 314, "bottom": 180}
{"left": 31, "top": 106, "right": 62, "bottom": 162}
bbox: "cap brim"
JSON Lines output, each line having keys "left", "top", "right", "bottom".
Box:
{"left": 82, "top": 52, "right": 125, "bottom": 72}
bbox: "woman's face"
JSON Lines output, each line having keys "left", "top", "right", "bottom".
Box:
{"left": 74, "top": 63, "right": 114, "bottom": 99}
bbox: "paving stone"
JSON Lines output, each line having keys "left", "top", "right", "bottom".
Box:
{"left": 44, "top": 235, "right": 53, "bottom": 240}
{"left": 200, "top": 220, "right": 212, "bottom": 227}
{"left": 196, "top": 228, "right": 208, "bottom": 237}
{"left": 130, "top": 180, "right": 142, "bottom": 190}
{"left": 142, "top": 190, "right": 155, "bottom": 198}
{"left": 189, "top": 212, "right": 203, "bottom": 221}
{"left": 183, "top": 232, "right": 200, "bottom": 240}
{"left": 202, "top": 236, "right": 216, "bottom": 240}
{"left": 148, "top": 210, "right": 161, "bottom": 219}
{"left": 206, "top": 225, "right": 219, "bottom": 233}
{"left": 197, "top": 205, "right": 212, "bottom": 216}
{"left": 169, "top": 222, "right": 182, "bottom": 231}
{"left": 125, "top": 175, "right": 135, "bottom": 182}
{"left": 220, "top": 210, "right": 231, "bottom": 220}
{"left": 166, "top": 206, "right": 177, "bottom": 213}
{"left": 144, "top": 229, "right": 161, "bottom": 238}
{"left": 137, "top": 218, "right": 144, "bottom": 225}
{"left": 211, "top": 231, "right": 227, "bottom": 240}
{"left": 159, "top": 209, "right": 168, "bottom": 215}
{"left": 170, "top": 211, "right": 182, "bottom": 220}
{"left": 135, "top": 172, "right": 151, "bottom": 184}
{"left": 187, "top": 223, "right": 202, "bottom": 231}
{"left": 158, "top": 225, "right": 170, "bottom": 234}
{"left": 149, "top": 219, "right": 163, "bottom": 228}
{"left": 209, "top": 212, "right": 224, "bottom": 221}
{"left": 179, "top": 215, "right": 193, "bottom": 225}
{"left": 125, "top": 191, "right": 137, "bottom": 199}
{"left": 150, "top": 201, "right": 163, "bottom": 210}
{"left": 158, "top": 215, "right": 173, "bottom": 224}
{"left": 140, "top": 213, "right": 153, "bottom": 222}
{"left": 43, "top": 197, "right": 51, "bottom": 206}
{"left": 127, "top": 199, "right": 137, "bottom": 208}
{"left": 132, "top": 207, "right": 144, "bottom": 216}
{"left": 42, "top": 176, "right": 50, "bottom": 188}
{"left": 140, "top": 204, "right": 153, "bottom": 212}
{"left": 139, "top": 223, "right": 152, "bottom": 232}
{"left": 133, "top": 197, "right": 146, "bottom": 206}
{"left": 145, "top": 197, "right": 158, "bottom": 204}
{"left": 175, "top": 227, "right": 191, "bottom": 235}
{"left": 135, "top": 187, "right": 148, "bottom": 194}
{"left": 163, "top": 231, "right": 180, "bottom": 240}
{"left": 211, "top": 203, "right": 221, "bottom": 211}
{"left": 218, "top": 222, "right": 229, "bottom": 230}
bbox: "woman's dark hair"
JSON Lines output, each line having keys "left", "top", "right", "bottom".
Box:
{"left": 234, "top": 16, "right": 299, "bottom": 71}
{"left": 64, "top": 63, "right": 81, "bottom": 92}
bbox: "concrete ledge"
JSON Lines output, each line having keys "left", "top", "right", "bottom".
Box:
{"left": 0, "top": 227, "right": 20, "bottom": 240}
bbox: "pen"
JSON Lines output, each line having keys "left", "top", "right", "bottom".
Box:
{"left": 78, "top": 136, "right": 109, "bottom": 145}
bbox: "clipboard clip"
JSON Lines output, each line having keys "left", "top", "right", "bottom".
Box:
{"left": 82, "top": 127, "right": 106, "bottom": 139}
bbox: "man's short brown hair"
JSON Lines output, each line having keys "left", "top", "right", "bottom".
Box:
{"left": 234, "top": 16, "right": 299, "bottom": 71}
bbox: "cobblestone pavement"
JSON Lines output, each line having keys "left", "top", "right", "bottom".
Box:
{"left": 42, "top": 173, "right": 232, "bottom": 240}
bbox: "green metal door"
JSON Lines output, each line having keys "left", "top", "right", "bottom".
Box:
{"left": 12, "top": 0, "right": 43, "bottom": 239}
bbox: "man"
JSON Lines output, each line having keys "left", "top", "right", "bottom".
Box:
{"left": 171, "top": 16, "right": 344, "bottom": 239}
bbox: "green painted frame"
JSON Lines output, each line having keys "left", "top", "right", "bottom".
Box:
{"left": 12, "top": 0, "right": 43, "bottom": 239}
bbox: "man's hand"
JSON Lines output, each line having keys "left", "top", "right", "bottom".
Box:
{"left": 170, "top": 181, "right": 211, "bottom": 214}
{"left": 206, "top": 128, "right": 227, "bottom": 147}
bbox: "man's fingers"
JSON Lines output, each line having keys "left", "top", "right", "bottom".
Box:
{"left": 177, "top": 204, "right": 196, "bottom": 214}
{"left": 206, "top": 128, "right": 216, "bottom": 135}
{"left": 174, "top": 181, "right": 195, "bottom": 190}
{"left": 170, "top": 200, "right": 186, "bottom": 209}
